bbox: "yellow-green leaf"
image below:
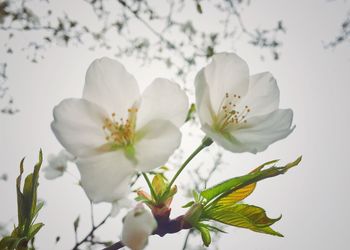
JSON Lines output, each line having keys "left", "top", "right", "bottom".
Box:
{"left": 28, "top": 223, "right": 44, "bottom": 240}
{"left": 217, "top": 182, "right": 256, "bottom": 206}
{"left": 204, "top": 203, "right": 283, "bottom": 237}
{"left": 201, "top": 157, "right": 301, "bottom": 203}
{"left": 152, "top": 174, "right": 167, "bottom": 197}
{"left": 215, "top": 161, "right": 279, "bottom": 206}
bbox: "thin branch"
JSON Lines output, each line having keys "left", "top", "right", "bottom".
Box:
{"left": 182, "top": 228, "right": 194, "bottom": 250}
{"left": 72, "top": 213, "right": 110, "bottom": 250}
{"left": 103, "top": 241, "right": 124, "bottom": 250}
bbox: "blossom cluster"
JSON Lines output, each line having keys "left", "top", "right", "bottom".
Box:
{"left": 46, "top": 53, "right": 295, "bottom": 249}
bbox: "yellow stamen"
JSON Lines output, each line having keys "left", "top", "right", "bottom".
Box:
{"left": 102, "top": 107, "right": 138, "bottom": 146}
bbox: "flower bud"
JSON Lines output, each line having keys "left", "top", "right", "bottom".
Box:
{"left": 121, "top": 204, "right": 157, "bottom": 250}
{"left": 184, "top": 203, "right": 203, "bottom": 226}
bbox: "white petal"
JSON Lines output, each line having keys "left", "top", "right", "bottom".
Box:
{"left": 59, "top": 150, "right": 76, "bottom": 161}
{"left": 136, "top": 78, "right": 189, "bottom": 129}
{"left": 201, "top": 124, "right": 242, "bottom": 152}
{"left": 122, "top": 205, "right": 157, "bottom": 250}
{"left": 194, "top": 69, "right": 215, "bottom": 126}
{"left": 238, "top": 72, "right": 280, "bottom": 118}
{"left": 51, "top": 98, "right": 108, "bottom": 157}
{"left": 110, "top": 198, "right": 134, "bottom": 217}
{"left": 83, "top": 57, "right": 140, "bottom": 119}
{"left": 203, "top": 109, "right": 294, "bottom": 153}
{"left": 77, "top": 151, "right": 136, "bottom": 203}
{"left": 135, "top": 119, "right": 181, "bottom": 172}
{"left": 235, "top": 109, "right": 294, "bottom": 153}
{"left": 204, "top": 53, "right": 250, "bottom": 112}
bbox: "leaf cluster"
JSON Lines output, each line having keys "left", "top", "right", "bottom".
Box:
{"left": 136, "top": 174, "right": 177, "bottom": 208}
{"left": 183, "top": 156, "right": 302, "bottom": 247}
{"left": 0, "top": 151, "right": 44, "bottom": 250}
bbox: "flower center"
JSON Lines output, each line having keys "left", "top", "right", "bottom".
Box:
{"left": 102, "top": 107, "right": 138, "bottom": 147}
{"left": 215, "top": 92, "right": 251, "bottom": 131}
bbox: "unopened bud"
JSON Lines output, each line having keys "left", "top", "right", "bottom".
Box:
{"left": 121, "top": 204, "right": 157, "bottom": 250}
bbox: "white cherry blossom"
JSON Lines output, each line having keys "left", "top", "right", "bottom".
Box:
{"left": 110, "top": 197, "right": 134, "bottom": 217}
{"left": 195, "top": 53, "right": 294, "bottom": 153}
{"left": 43, "top": 150, "right": 75, "bottom": 180}
{"left": 51, "top": 57, "right": 188, "bottom": 203}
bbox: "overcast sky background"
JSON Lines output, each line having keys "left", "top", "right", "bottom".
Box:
{"left": 1, "top": 0, "right": 350, "bottom": 249}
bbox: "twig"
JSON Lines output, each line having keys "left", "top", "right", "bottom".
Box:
{"left": 72, "top": 213, "right": 110, "bottom": 250}
{"left": 182, "top": 228, "right": 194, "bottom": 250}
{"left": 103, "top": 241, "right": 124, "bottom": 250}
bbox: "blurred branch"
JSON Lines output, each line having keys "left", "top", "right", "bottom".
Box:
{"left": 325, "top": 11, "right": 350, "bottom": 48}
{"left": 72, "top": 213, "right": 110, "bottom": 250}
{"left": 182, "top": 151, "right": 223, "bottom": 250}
{"left": 0, "top": 0, "right": 287, "bottom": 114}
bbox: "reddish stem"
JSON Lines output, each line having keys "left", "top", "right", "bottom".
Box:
{"left": 103, "top": 207, "right": 192, "bottom": 250}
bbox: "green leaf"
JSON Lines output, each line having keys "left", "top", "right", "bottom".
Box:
{"left": 2, "top": 150, "right": 44, "bottom": 250}
{"left": 0, "top": 236, "right": 27, "bottom": 250}
{"left": 32, "top": 201, "right": 44, "bottom": 222}
{"left": 201, "top": 157, "right": 301, "bottom": 203}
{"left": 192, "top": 190, "right": 199, "bottom": 202}
{"left": 214, "top": 160, "right": 275, "bottom": 206}
{"left": 0, "top": 236, "right": 16, "bottom": 249}
{"left": 206, "top": 224, "right": 227, "bottom": 233}
{"left": 216, "top": 182, "right": 256, "bottom": 207}
{"left": 197, "top": 225, "right": 211, "bottom": 247}
{"left": 16, "top": 158, "right": 25, "bottom": 233}
{"left": 182, "top": 201, "right": 195, "bottom": 208}
{"left": 28, "top": 223, "right": 44, "bottom": 240}
{"left": 22, "top": 150, "right": 43, "bottom": 235}
{"left": 152, "top": 174, "right": 167, "bottom": 197}
{"left": 23, "top": 173, "right": 34, "bottom": 234}
{"left": 204, "top": 203, "right": 283, "bottom": 237}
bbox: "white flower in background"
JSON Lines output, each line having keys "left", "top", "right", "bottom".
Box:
{"left": 195, "top": 53, "right": 294, "bottom": 153}
{"left": 43, "top": 150, "right": 75, "bottom": 180}
{"left": 121, "top": 204, "right": 157, "bottom": 250}
{"left": 51, "top": 57, "right": 188, "bottom": 203}
{"left": 110, "top": 197, "right": 134, "bottom": 217}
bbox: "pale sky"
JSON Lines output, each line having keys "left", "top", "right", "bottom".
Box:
{"left": 1, "top": 0, "right": 350, "bottom": 250}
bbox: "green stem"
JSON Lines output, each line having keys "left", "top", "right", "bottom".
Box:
{"left": 167, "top": 137, "right": 213, "bottom": 190}
{"left": 142, "top": 172, "right": 158, "bottom": 202}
